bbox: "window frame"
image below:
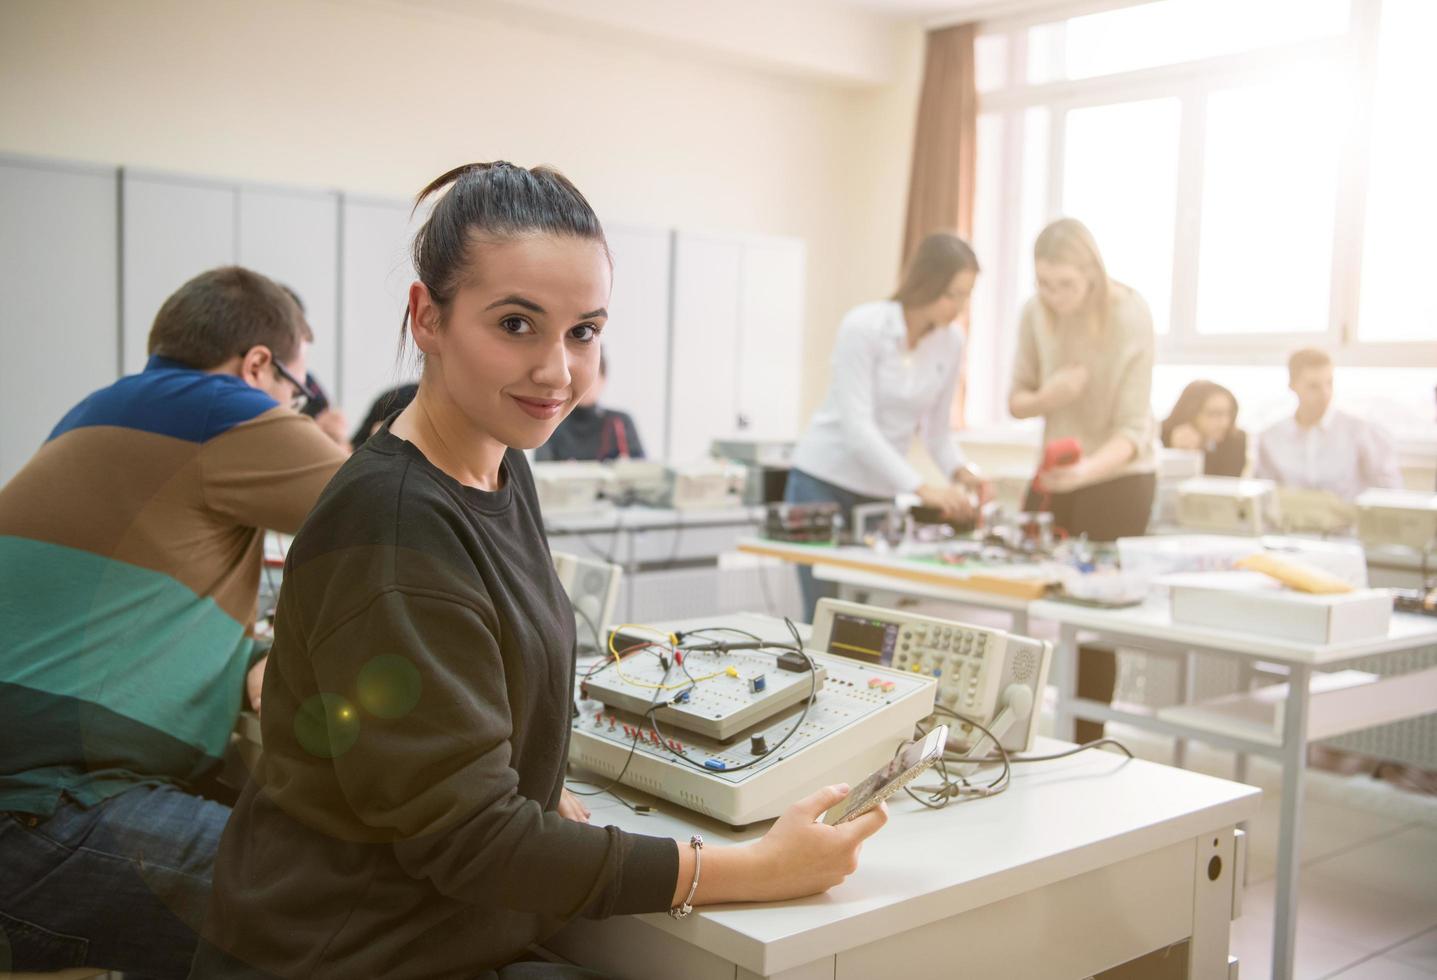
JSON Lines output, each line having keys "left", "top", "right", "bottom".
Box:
{"left": 971, "top": 0, "right": 1433, "bottom": 378}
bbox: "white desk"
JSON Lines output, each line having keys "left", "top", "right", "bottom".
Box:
{"left": 737, "top": 538, "right": 1054, "bottom": 634}
{"left": 547, "top": 506, "right": 765, "bottom": 566}
{"left": 548, "top": 507, "right": 765, "bottom": 620}
{"left": 1030, "top": 599, "right": 1437, "bottom": 980}
{"left": 551, "top": 739, "right": 1259, "bottom": 980}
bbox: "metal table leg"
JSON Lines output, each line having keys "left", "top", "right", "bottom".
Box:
{"left": 1053, "top": 622, "right": 1079, "bottom": 742}
{"left": 1271, "top": 662, "right": 1312, "bottom": 980}
{"left": 1173, "top": 650, "right": 1193, "bottom": 769}
{"left": 1234, "top": 658, "right": 1255, "bottom": 785}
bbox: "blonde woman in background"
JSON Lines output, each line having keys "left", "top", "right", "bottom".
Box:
{"left": 1008, "top": 217, "right": 1157, "bottom": 742}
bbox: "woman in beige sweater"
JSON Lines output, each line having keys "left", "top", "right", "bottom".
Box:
{"left": 1009, "top": 217, "right": 1156, "bottom": 537}
{"left": 1008, "top": 217, "right": 1157, "bottom": 741}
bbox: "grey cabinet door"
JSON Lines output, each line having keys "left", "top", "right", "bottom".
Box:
{"left": 238, "top": 186, "right": 341, "bottom": 398}
{"left": 670, "top": 233, "right": 743, "bottom": 461}
{"left": 120, "top": 171, "right": 236, "bottom": 374}
{"left": 602, "top": 225, "right": 673, "bottom": 458}
{"left": 737, "top": 236, "right": 805, "bottom": 440}
{"left": 0, "top": 158, "right": 119, "bottom": 485}
{"left": 668, "top": 231, "right": 806, "bottom": 459}
{"left": 339, "top": 195, "right": 419, "bottom": 427}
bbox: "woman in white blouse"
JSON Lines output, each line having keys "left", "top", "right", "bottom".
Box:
{"left": 787, "top": 232, "right": 983, "bottom": 616}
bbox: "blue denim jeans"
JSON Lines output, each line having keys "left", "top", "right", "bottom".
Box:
{"left": 782, "top": 468, "right": 888, "bottom": 620}
{"left": 0, "top": 783, "right": 231, "bottom": 979}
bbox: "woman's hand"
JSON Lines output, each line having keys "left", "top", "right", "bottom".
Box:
{"left": 1042, "top": 365, "right": 1089, "bottom": 409}
{"left": 690, "top": 784, "right": 887, "bottom": 905}
{"left": 1035, "top": 459, "right": 1094, "bottom": 495}
{"left": 558, "top": 789, "right": 591, "bottom": 823}
{"left": 749, "top": 785, "right": 887, "bottom": 899}
{"left": 1168, "top": 422, "right": 1202, "bottom": 451}
{"left": 953, "top": 464, "right": 993, "bottom": 506}
{"left": 917, "top": 483, "right": 975, "bottom": 523}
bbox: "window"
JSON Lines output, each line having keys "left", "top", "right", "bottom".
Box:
{"left": 974, "top": 32, "right": 1009, "bottom": 93}
{"left": 1358, "top": 0, "right": 1437, "bottom": 343}
{"left": 1058, "top": 0, "right": 1350, "bottom": 81}
{"left": 1063, "top": 97, "right": 1180, "bottom": 334}
{"left": 1195, "top": 74, "right": 1346, "bottom": 335}
{"left": 967, "top": 0, "right": 1433, "bottom": 437}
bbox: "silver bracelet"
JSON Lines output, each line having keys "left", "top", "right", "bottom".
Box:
{"left": 668, "top": 834, "right": 704, "bottom": 919}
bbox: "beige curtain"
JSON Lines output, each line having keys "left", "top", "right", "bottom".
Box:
{"left": 901, "top": 23, "right": 978, "bottom": 268}
{"left": 901, "top": 23, "right": 979, "bottom": 428}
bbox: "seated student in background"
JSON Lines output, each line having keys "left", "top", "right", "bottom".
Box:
{"left": 1161, "top": 380, "right": 1246, "bottom": 477}
{"left": 535, "top": 350, "right": 644, "bottom": 460}
{"left": 0, "top": 267, "right": 347, "bottom": 979}
{"left": 351, "top": 382, "right": 421, "bottom": 449}
{"left": 1255, "top": 348, "right": 1402, "bottom": 497}
{"left": 278, "top": 286, "right": 353, "bottom": 453}
{"left": 299, "top": 371, "right": 351, "bottom": 451}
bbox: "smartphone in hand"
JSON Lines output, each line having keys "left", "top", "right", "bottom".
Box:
{"left": 823, "top": 725, "right": 949, "bottom": 826}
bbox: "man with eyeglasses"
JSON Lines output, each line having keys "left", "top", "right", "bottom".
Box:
{"left": 278, "top": 284, "right": 355, "bottom": 453}
{"left": 0, "top": 266, "right": 346, "bottom": 978}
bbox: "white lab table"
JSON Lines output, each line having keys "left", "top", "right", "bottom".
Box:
{"left": 737, "top": 538, "right": 1053, "bottom": 634}
{"left": 549, "top": 738, "right": 1259, "bottom": 980}
{"left": 546, "top": 505, "right": 765, "bottom": 562}
{"left": 1030, "top": 598, "right": 1437, "bottom": 980}
{"left": 547, "top": 507, "right": 765, "bottom": 620}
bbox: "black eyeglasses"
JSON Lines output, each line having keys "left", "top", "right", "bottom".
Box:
{"left": 272, "top": 360, "right": 314, "bottom": 412}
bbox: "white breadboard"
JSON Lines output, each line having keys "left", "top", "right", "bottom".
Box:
{"left": 571, "top": 641, "right": 936, "bottom": 825}
{"left": 582, "top": 639, "right": 827, "bottom": 740}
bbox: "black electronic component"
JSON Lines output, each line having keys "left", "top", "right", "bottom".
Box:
{"left": 763, "top": 501, "right": 841, "bottom": 544}
{"left": 1393, "top": 587, "right": 1437, "bottom": 617}
{"left": 776, "top": 650, "right": 811, "bottom": 672}
{"left": 750, "top": 734, "right": 769, "bottom": 756}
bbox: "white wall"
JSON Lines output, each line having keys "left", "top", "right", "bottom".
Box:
{"left": 0, "top": 0, "right": 897, "bottom": 429}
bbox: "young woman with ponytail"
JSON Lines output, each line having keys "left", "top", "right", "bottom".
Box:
{"left": 190, "top": 162, "right": 886, "bottom": 980}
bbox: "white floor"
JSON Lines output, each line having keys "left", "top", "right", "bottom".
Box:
{"left": 1114, "top": 727, "right": 1437, "bottom": 980}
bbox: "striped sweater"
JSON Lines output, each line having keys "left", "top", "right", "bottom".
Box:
{"left": 0, "top": 356, "right": 346, "bottom": 816}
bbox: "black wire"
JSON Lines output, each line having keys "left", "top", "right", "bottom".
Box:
{"left": 566, "top": 657, "right": 674, "bottom": 805}
{"left": 756, "top": 558, "right": 780, "bottom": 616}
{"left": 904, "top": 708, "right": 1134, "bottom": 811}
{"left": 900, "top": 707, "right": 1012, "bottom": 808}
{"left": 570, "top": 629, "right": 804, "bottom": 800}
{"left": 571, "top": 617, "right": 1135, "bottom": 816}
{"left": 572, "top": 603, "right": 607, "bottom": 662}
{"left": 580, "top": 636, "right": 668, "bottom": 683}
{"left": 679, "top": 626, "right": 766, "bottom": 644}
{"left": 664, "top": 512, "right": 685, "bottom": 567}
{"left": 570, "top": 527, "right": 622, "bottom": 567}
{"left": 963, "top": 737, "right": 1134, "bottom": 765}
{"left": 638, "top": 624, "right": 819, "bottom": 776}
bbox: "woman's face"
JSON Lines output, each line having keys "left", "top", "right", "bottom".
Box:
{"left": 1035, "top": 259, "right": 1091, "bottom": 317}
{"left": 1195, "top": 392, "right": 1235, "bottom": 443}
{"left": 417, "top": 233, "right": 610, "bottom": 451}
{"left": 919, "top": 268, "right": 977, "bottom": 327}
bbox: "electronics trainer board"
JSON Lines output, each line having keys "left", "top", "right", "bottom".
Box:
{"left": 571, "top": 616, "right": 937, "bottom": 825}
